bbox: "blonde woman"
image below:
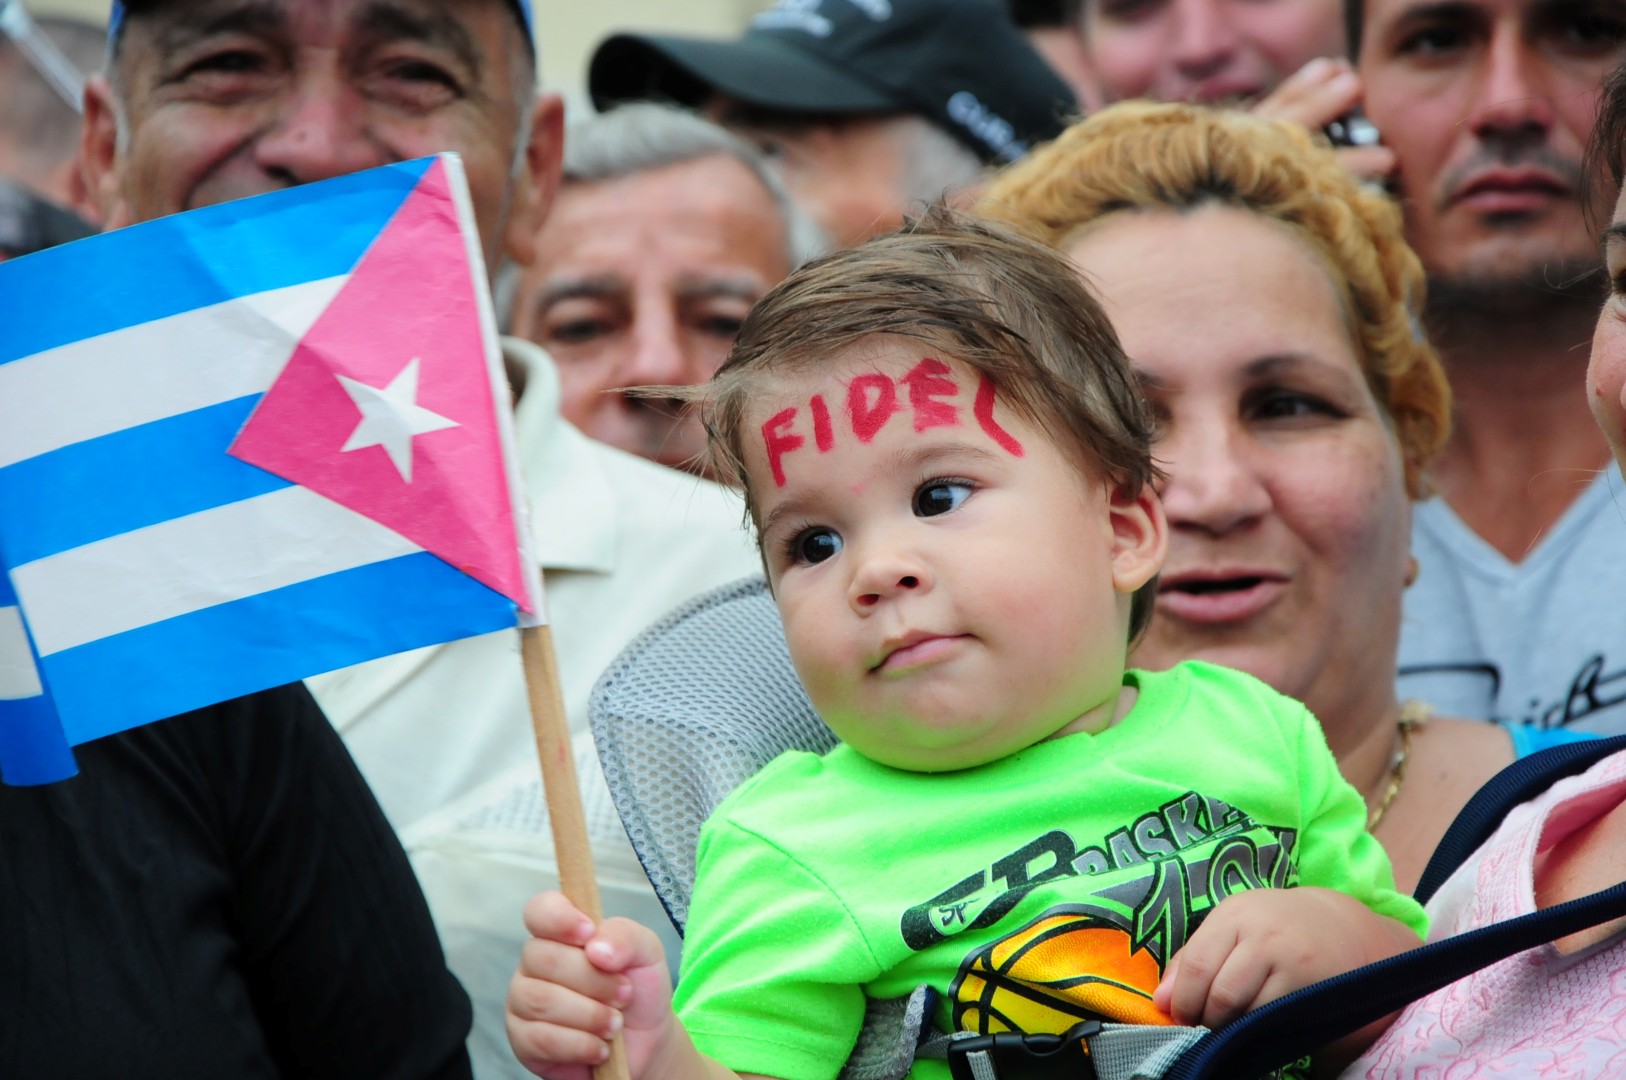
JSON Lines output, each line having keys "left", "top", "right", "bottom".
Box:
{"left": 984, "top": 102, "right": 1592, "bottom": 891}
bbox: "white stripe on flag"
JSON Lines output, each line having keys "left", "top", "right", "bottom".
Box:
{"left": 13, "top": 487, "right": 423, "bottom": 657}
{"left": 0, "top": 276, "right": 346, "bottom": 469}
{"left": 0, "top": 606, "right": 44, "bottom": 699}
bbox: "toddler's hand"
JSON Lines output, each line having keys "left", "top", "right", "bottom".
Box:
{"left": 1153, "top": 887, "right": 1418, "bottom": 1030}
{"left": 506, "top": 891, "right": 677, "bottom": 1080}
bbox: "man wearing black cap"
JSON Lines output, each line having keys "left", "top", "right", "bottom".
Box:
{"left": 590, "top": 0, "right": 1077, "bottom": 249}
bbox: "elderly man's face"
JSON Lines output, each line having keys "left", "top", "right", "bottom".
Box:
{"left": 511, "top": 154, "right": 791, "bottom": 472}
{"left": 81, "top": 0, "right": 560, "bottom": 269}
{"left": 706, "top": 98, "right": 913, "bottom": 250}
{"left": 1359, "top": 0, "right": 1625, "bottom": 289}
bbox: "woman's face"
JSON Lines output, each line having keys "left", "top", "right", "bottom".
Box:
{"left": 1590, "top": 180, "right": 1626, "bottom": 474}
{"left": 1069, "top": 205, "right": 1413, "bottom": 736}
{"left": 1083, "top": 0, "right": 1343, "bottom": 105}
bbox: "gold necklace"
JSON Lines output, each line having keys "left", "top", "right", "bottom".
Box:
{"left": 1367, "top": 699, "right": 1433, "bottom": 832}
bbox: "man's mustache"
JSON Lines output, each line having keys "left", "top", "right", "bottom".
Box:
{"left": 1436, "top": 144, "right": 1584, "bottom": 211}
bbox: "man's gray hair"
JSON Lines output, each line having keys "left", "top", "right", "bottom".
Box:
{"left": 565, "top": 102, "right": 826, "bottom": 269}
{"left": 896, "top": 114, "right": 990, "bottom": 211}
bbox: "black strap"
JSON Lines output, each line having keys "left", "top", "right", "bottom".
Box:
{"left": 1163, "top": 878, "right": 1626, "bottom": 1079}
{"left": 944, "top": 1022, "right": 1100, "bottom": 1080}
{"left": 1415, "top": 734, "right": 1626, "bottom": 903}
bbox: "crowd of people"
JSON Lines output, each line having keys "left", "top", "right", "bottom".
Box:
{"left": 4, "top": 0, "right": 1626, "bottom": 1076}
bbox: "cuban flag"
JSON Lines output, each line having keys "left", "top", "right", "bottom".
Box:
{"left": 0, "top": 154, "right": 542, "bottom": 786}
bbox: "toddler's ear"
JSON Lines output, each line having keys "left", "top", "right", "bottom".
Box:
{"left": 1107, "top": 482, "right": 1167, "bottom": 593}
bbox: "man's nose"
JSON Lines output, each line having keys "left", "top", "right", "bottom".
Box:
{"left": 624, "top": 305, "right": 706, "bottom": 387}
{"left": 251, "top": 75, "right": 389, "bottom": 186}
{"left": 1156, "top": 418, "right": 1271, "bottom": 535}
{"left": 1467, "top": 27, "right": 1556, "bottom": 140}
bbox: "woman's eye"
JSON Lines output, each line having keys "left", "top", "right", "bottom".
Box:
{"left": 792, "top": 528, "right": 842, "bottom": 565}
{"left": 1251, "top": 390, "right": 1342, "bottom": 422}
{"left": 914, "top": 481, "right": 973, "bottom": 517}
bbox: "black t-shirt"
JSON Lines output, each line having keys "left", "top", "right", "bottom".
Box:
{"left": 0, "top": 684, "right": 473, "bottom": 1079}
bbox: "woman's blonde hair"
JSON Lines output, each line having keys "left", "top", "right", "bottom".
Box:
{"left": 982, "top": 101, "right": 1450, "bottom": 497}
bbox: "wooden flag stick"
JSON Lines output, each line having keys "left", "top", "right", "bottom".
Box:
{"left": 521, "top": 623, "right": 632, "bottom": 1080}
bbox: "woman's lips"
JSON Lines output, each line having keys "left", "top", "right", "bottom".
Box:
{"left": 1156, "top": 575, "right": 1288, "bottom": 624}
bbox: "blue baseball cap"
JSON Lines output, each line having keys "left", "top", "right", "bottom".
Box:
{"left": 110, "top": 1, "right": 535, "bottom": 47}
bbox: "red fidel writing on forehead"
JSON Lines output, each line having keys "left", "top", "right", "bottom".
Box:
{"left": 761, "top": 359, "right": 1025, "bottom": 487}
{"left": 847, "top": 374, "right": 899, "bottom": 442}
{"left": 902, "top": 358, "right": 960, "bottom": 432}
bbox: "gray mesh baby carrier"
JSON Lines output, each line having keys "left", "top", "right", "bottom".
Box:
{"left": 588, "top": 576, "right": 1626, "bottom": 1080}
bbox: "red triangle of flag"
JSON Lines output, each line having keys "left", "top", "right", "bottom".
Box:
{"left": 230, "top": 158, "right": 530, "bottom": 611}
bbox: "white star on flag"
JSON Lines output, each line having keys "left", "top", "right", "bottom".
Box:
{"left": 337, "top": 357, "right": 459, "bottom": 482}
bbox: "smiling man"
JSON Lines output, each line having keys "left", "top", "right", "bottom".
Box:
{"left": 70, "top": 3, "right": 760, "bottom": 1079}
{"left": 1355, "top": 0, "right": 1626, "bottom": 732}
{"left": 90, "top": 0, "right": 552, "bottom": 272}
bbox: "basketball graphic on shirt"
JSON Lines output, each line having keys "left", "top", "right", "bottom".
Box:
{"left": 950, "top": 908, "right": 1173, "bottom": 1034}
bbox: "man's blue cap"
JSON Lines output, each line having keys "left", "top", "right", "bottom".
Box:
{"left": 110, "top": 1, "right": 535, "bottom": 46}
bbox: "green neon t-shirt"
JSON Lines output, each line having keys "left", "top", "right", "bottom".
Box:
{"left": 675, "top": 661, "right": 1427, "bottom": 1080}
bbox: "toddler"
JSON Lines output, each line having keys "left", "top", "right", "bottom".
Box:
{"left": 506, "top": 210, "right": 1427, "bottom": 1080}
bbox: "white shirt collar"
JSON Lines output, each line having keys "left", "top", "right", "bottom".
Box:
{"left": 503, "top": 336, "right": 617, "bottom": 574}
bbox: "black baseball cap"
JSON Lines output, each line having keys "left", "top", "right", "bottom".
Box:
{"left": 589, "top": 0, "right": 1077, "bottom": 166}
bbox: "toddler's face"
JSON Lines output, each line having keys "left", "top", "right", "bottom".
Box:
{"left": 742, "top": 341, "right": 1166, "bottom": 772}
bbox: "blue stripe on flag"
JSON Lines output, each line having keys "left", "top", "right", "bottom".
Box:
{"left": 44, "top": 552, "right": 515, "bottom": 745}
{"left": 0, "top": 691, "right": 75, "bottom": 786}
{"left": 0, "top": 575, "right": 74, "bottom": 786}
{"left": 0, "top": 157, "right": 435, "bottom": 366}
{"left": 0, "top": 397, "right": 292, "bottom": 566}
